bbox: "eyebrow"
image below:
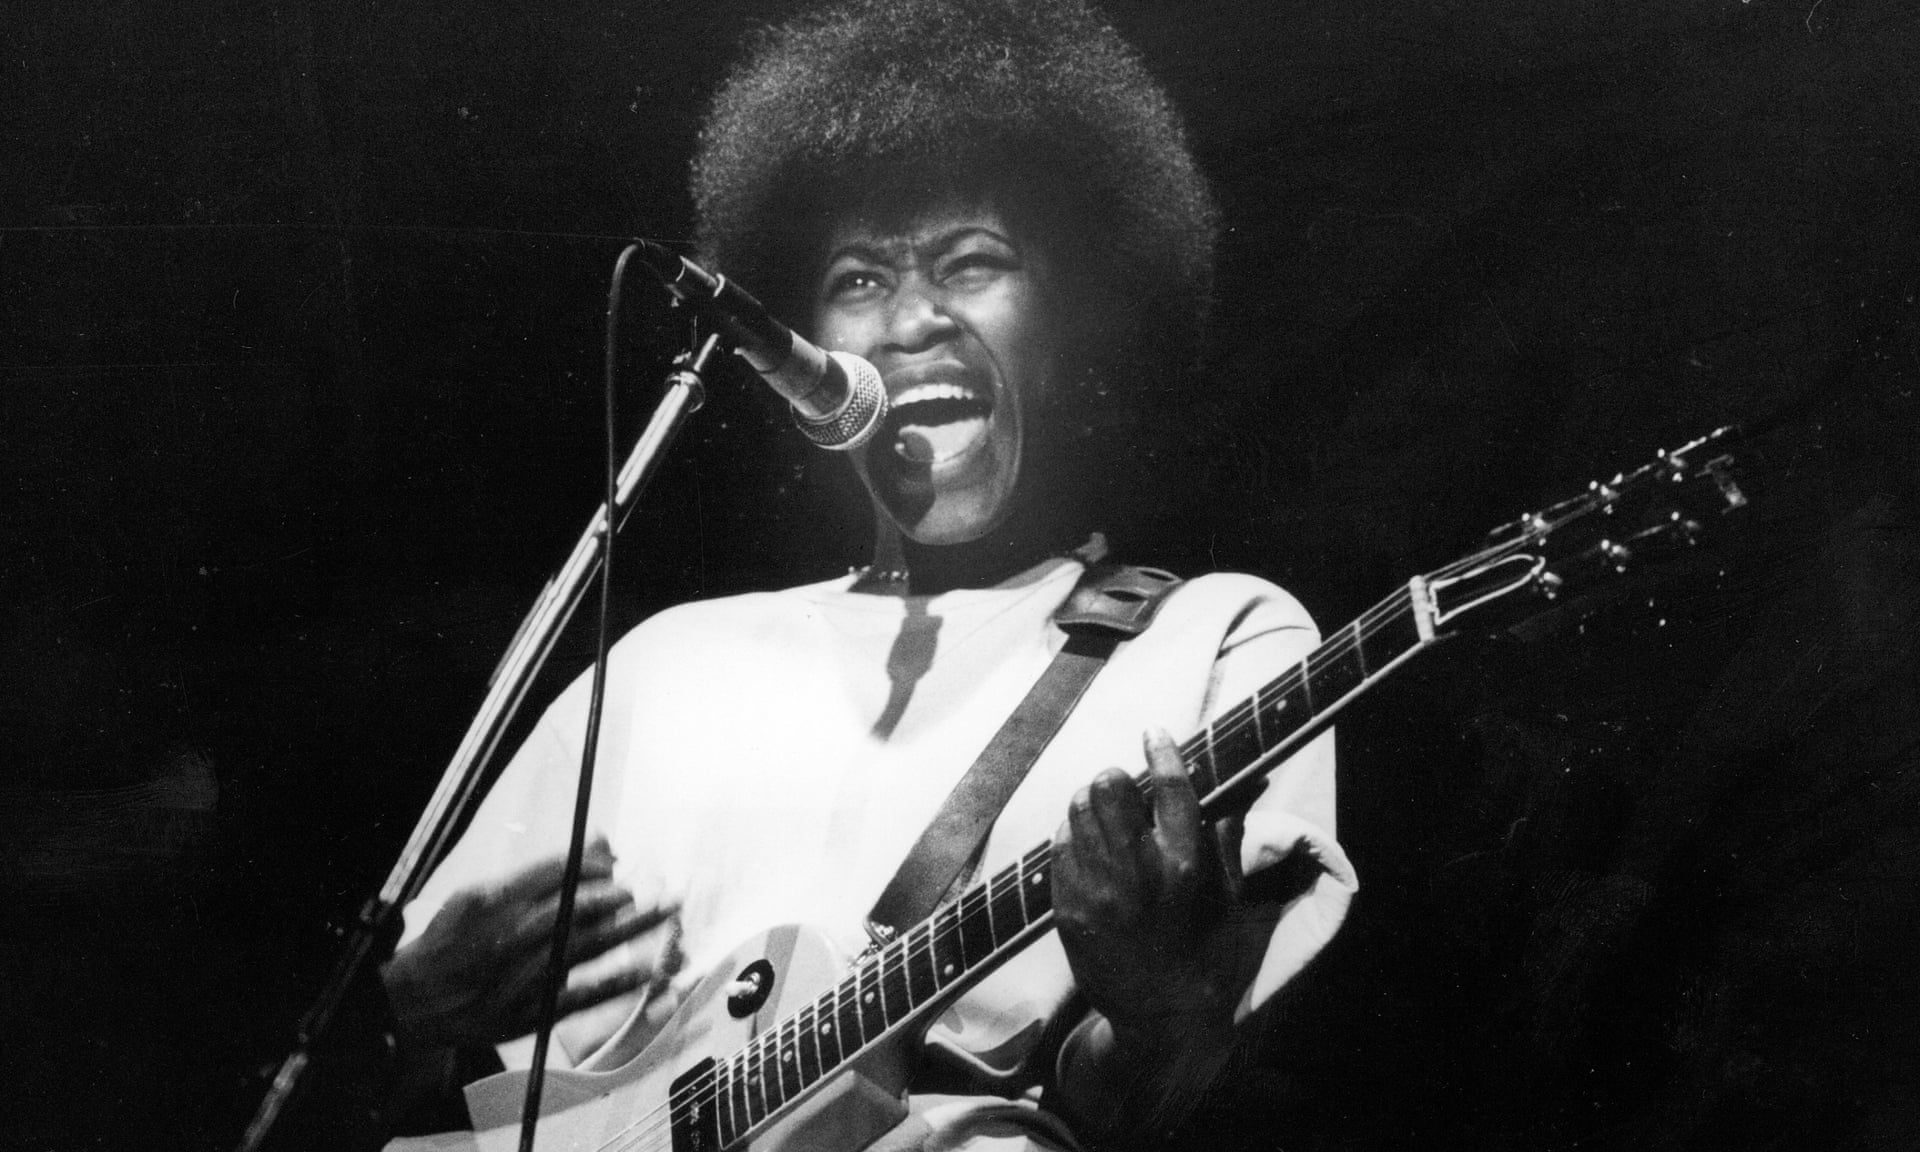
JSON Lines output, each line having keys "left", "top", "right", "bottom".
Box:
{"left": 823, "top": 225, "right": 1014, "bottom": 268}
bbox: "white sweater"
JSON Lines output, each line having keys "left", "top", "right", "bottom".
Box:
{"left": 404, "top": 556, "right": 1354, "bottom": 1120}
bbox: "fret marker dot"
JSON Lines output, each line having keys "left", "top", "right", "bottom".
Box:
{"left": 822, "top": 1023, "right": 832, "bottom": 1034}
{"left": 1030, "top": 873, "right": 1044, "bottom": 885}
{"left": 864, "top": 992, "right": 876, "bottom": 1003}
{"left": 942, "top": 963, "right": 956, "bottom": 976}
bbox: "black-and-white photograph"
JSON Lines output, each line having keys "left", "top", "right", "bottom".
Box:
{"left": 5, "top": 1, "right": 1917, "bottom": 1149}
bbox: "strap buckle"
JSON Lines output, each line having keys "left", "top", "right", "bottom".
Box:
{"left": 857, "top": 919, "right": 897, "bottom": 965}
{"left": 1053, "top": 564, "right": 1184, "bottom": 637}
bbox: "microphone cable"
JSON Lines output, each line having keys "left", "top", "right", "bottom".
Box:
{"left": 517, "top": 241, "right": 644, "bottom": 1151}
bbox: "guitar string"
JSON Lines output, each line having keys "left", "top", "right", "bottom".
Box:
{"left": 584, "top": 590, "right": 1428, "bottom": 1152}
{"left": 595, "top": 466, "right": 1704, "bottom": 1146}
{"left": 625, "top": 475, "right": 1702, "bottom": 1141}
{"left": 550, "top": 485, "right": 1667, "bottom": 1146}
{"left": 587, "top": 849, "right": 1046, "bottom": 1152}
{"left": 586, "top": 592, "right": 1427, "bottom": 1152}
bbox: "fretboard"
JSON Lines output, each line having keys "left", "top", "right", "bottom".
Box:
{"left": 681, "top": 581, "right": 1433, "bottom": 1148}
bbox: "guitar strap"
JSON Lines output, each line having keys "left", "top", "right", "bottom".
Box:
{"left": 864, "top": 557, "right": 1184, "bottom": 940}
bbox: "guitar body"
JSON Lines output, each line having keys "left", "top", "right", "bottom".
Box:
{"left": 462, "top": 925, "right": 911, "bottom": 1152}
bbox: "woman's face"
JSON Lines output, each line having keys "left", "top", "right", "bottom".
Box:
{"left": 809, "top": 201, "right": 1055, "bottom": 546}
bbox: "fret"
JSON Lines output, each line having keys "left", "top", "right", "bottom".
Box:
{"left": 740, "top": 1043, "right": 766, "bottom": 1130}
{"left": 987, "top": 864, "right": 1024, "bottom": 943}
{"left": 725, "top": 1051, "right": 749, "bottom": 1142}
{"left": 903, "top": 921, "right": 939, "bottom": 1005}
{"left": 742, "top": 1038, "right": 765, "bottom": 1126}
{"left": 955, "top": 884, "right": 998, "bottom": 969}
{"left": 1251, "top": 681, "right": 1268, "bottom": 750}
{"left": 815, "top": 985, "right": 843, "bottom": 1069}
{"left": 929, "top": 900, "right": 967, "bottom": 989}
{"left": 1194, "top": 722, "right": 1221, "bottom": 798}
{"left": 756, "top": 1035, "right": 781, "bottom": 1124}
{"left": 878, "top": 940, "right": 912, "bottom": 1028}
{"left": 1260, "top": 678, "right": 1293, "bottom": 738}
{"left": 1359, "top": 599, "right": 1423, "bottom": 672}
{"left": 1200, "top": 704, "right": 1265, "bottom": 788}
{"left": 837, "top": 969, "right": 867, "bottom": 1055}
{"left": 856, "top": 953, "right": 888, "bottom": 1040}
{"left": 806, "top": 993, "right": 831, "bottom": 1073}
{"left": 1305, "top": 635, "right": 1365, "bottom": 708}
{"left": 793, "top": 1008, "right": 821, "bottom": 1092}
{"left": 719, "top": 1057, "right": 741, "bottom": 1150}
{"left": 1354, "top": 617, "right": 1391, "bottom": 677}
{"left": 1021, "top": 848, "right": 1052, "bottom": 921}
{"left": 774, "top": 1020, "right": 801, "bottom": 1104}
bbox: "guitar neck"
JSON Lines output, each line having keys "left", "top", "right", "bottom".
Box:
{"left": 692, "top": 580, "right": 1437, "bottom": 1147}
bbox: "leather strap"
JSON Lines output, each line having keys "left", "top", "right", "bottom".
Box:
{"left": 865, "top": 562, "right": 1184, "bottom": 938}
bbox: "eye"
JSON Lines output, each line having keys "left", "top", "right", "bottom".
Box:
{"left": 822, "top": 266, "right": 887, "bottom": 304}
{"left": 938, "top": 250, "right": 1017, "bottom": 291}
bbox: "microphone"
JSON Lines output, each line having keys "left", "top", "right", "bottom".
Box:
{"left": 635, "top": 241, "right": 887, "bottom": 451}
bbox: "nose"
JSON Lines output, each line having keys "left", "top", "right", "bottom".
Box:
{"left": 884, "top": 276, "right": 960, "bottom": 354}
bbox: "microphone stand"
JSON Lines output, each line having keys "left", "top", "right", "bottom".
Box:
{"left": 235, "top": 329, "right": 719, "bottom": 1152}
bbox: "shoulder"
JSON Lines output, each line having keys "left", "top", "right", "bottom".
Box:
{"left": 1156, "top": 570, "right": 1321, "bottom": 648}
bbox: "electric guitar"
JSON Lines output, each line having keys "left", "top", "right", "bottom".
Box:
{"left": 430, "top": 428, "right": 1748, "bottom": 1152}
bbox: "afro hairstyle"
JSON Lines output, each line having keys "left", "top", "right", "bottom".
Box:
{"left": 689, "top": 0, "right": 1220, "bottom": 397}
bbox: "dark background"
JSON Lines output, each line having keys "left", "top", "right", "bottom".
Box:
{"left": 4, "top": 0, "right": 1917, "bottom": 1148}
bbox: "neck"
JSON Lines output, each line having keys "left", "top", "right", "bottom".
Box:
{"left": 860, "top": 497, "right": 1098, "bottom": 596}
{"left": 858, "top": 430, "right": 1108, "bottom": 595}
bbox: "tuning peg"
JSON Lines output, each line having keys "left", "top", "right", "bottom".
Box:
{"left": 1704, "top": 455, "right": 1747, "bottom": 509}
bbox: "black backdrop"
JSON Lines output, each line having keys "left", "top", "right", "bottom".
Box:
{"left": 5, "top": 1, "right": 1918, "bottom": 1148}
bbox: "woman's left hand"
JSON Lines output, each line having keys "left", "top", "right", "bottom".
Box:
{"left": 1052, "top": 728, "right": 1244, "bottom": 1052}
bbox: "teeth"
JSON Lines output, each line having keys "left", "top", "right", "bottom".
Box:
{"left": 892, "top": 382, "right": 984, "bottom": 408}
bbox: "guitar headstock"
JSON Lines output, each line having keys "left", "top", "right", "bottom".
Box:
{"left": 1419, "top": 426, "right": 1748, "bottom": 635}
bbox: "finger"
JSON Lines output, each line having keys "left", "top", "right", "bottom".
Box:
{"left": 1066, "top": 784, "right": 1117, "bottom": 876}
{"left": 1212, "top": 814, "right": 1247, "bottom": 897}
{"left": 1145, "top": 728, "right": 1201, "bottom": 874}
{"left": 564, "top": 903, "right": 675, "bottom": 969}
{"left": 555, "top": 965, "right": 649, "bottom": 1020}
{"left": 497, "top": 835, "right": 618, "bottom": 904}
{"left": 515, "top": 880, "right": 634, "bottom": 948}
{"left": 1088, "top": 769, "right": 1148, "bottom": 889}
{"left": 569, "top": 879, "right": 641, "bottom": 925}
{"left": 1051, "top": 817, "right": 1094, "bottom": 939}
{"left": 1090, "top": 769, "right": 1150, "bottom": 847}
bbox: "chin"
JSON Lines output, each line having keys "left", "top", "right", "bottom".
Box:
{"left": 896, "top": 491, "right": 1013, "bottom": 546}
{"left": 865, "top": 430, "right": 1022, "bottom": 548}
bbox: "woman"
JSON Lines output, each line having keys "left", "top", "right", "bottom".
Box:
{"left": 384, "top": 2, "right": 1354, "bottom": 1148}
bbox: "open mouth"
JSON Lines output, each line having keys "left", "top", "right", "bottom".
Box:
{"left": 886, "top": 382, "right": 994, "bottom": 465}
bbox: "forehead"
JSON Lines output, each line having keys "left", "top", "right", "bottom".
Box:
{"left": 820, "top": 199, "right": 1016, "bottom": 262}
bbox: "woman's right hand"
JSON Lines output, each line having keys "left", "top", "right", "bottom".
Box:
{"left": 381, "top": 836, "right": 676, "bottom": 1053}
